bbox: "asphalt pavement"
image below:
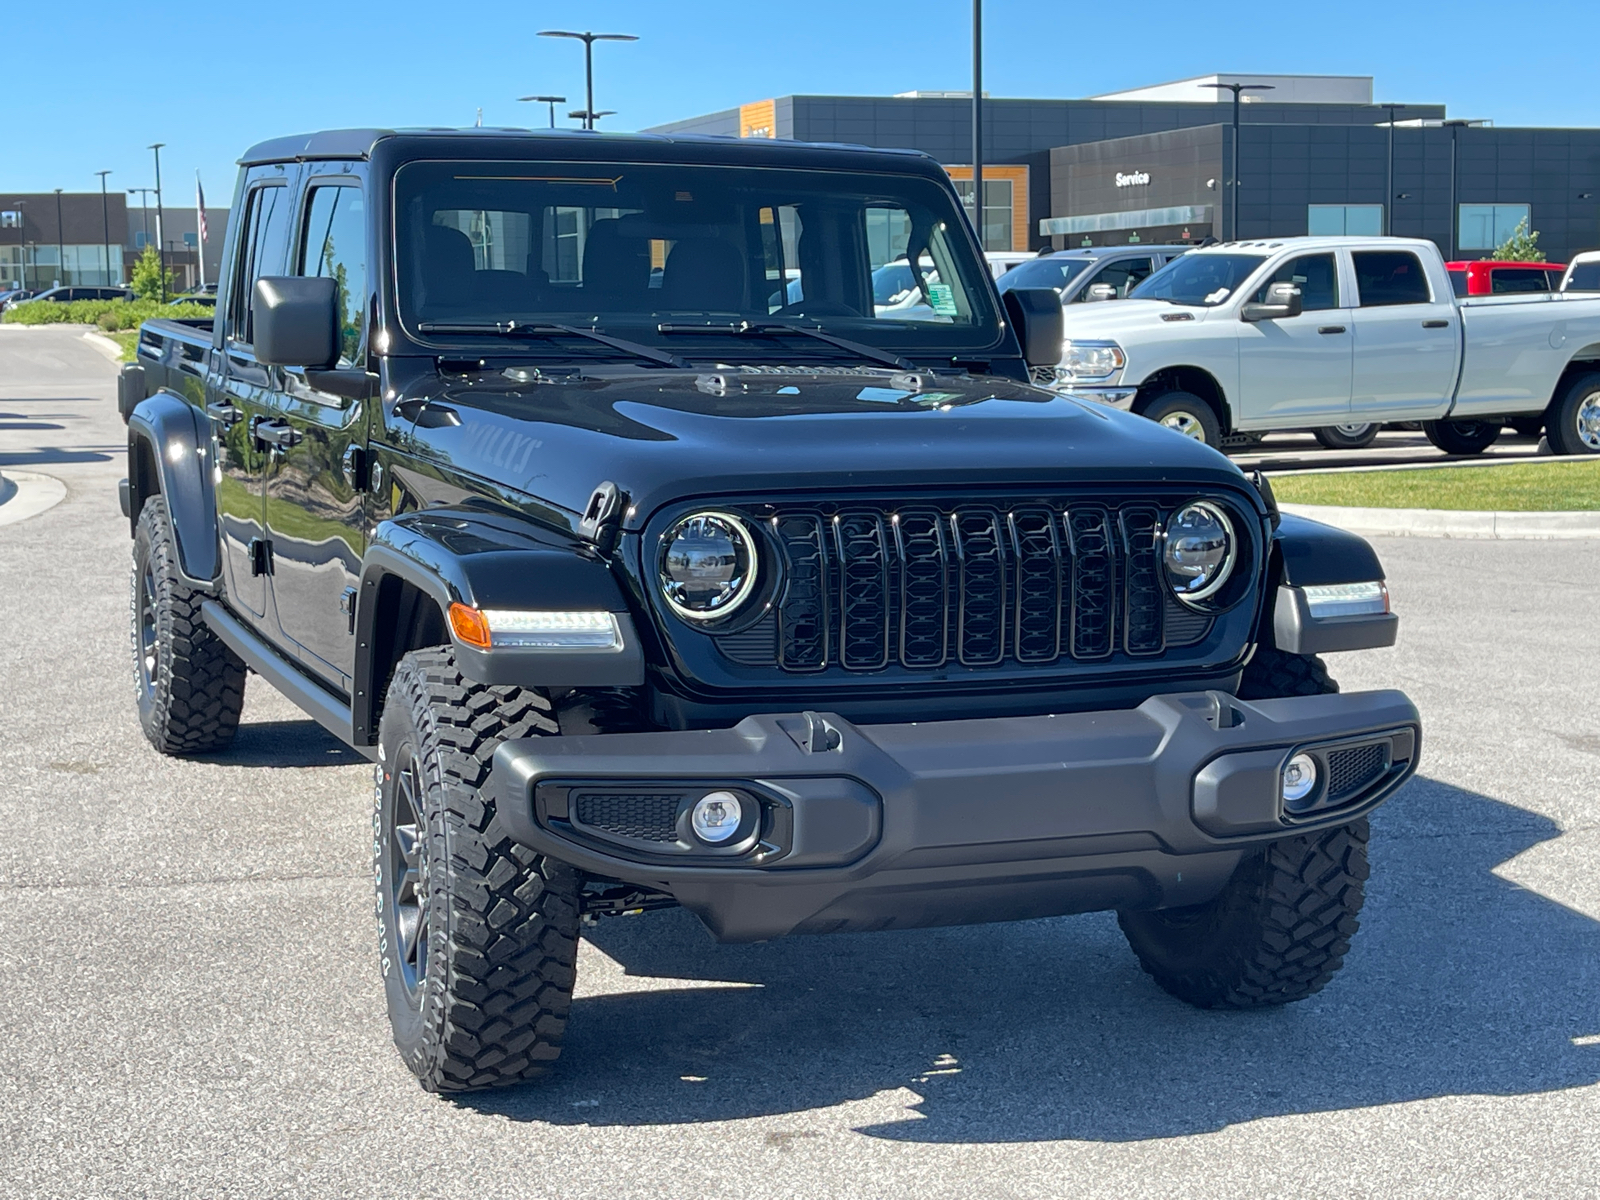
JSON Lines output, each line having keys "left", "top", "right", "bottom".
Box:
{"left": 0, "top": 325, "right": 1596, "bottom": 1199}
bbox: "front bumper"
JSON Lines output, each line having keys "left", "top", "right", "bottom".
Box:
{"left": 489, "top": 688, "right": 1420, "bottom": 942}
{"left": 1060, "top": 384, "right": 1139, "bottom": 409}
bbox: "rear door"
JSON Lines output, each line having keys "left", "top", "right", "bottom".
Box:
{"left": 213, "top": 166, "right": 296, "bottom": 624}
{"left": 261, "top": 171, "right": 373, "bottom": 687}
{"left": 1349, "top": 248, "right": 1459, "bottom": 421}
{"left": 1236, "top": 252, "right": 1353, "bottom": 425}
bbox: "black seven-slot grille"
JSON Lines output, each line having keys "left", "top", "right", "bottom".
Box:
{"left": 715, "top": 498, "right": 1222, "bottom": 674}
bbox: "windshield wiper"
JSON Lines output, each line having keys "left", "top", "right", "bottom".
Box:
{"left": 658, "top": 321, "right": 913, "bottom": 371}
{"left": 417, "top": 320, "right": 685, "bottom": 368}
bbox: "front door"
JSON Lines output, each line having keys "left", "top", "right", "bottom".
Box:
{"left": 262, "top": 176, "right": 372, "bottom": 687}
{"left": 1236, "top": 252, "right": 1354, "bottom": 426}
{"left": 1349, "top": 248, "right": 1460, "bottom": 421}
{"left": 214, "top": 172, "right": 295, "bottom": 624}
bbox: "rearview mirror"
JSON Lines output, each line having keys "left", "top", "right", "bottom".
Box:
{"left": 1240, "top": 281, "right": 1304, "bottom": 323}
{"left": 1086, "top": 283, "right": 1118, "bottom": 302}
{"left": 253, "top": 276, "right": 338, "bottom": 368}
{"left": 1002, "top": 287, "right": 1066, "bottom": 369}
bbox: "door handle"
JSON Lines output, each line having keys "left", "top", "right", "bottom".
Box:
{"left": 1422, "top": 319, "right": 1450, "bottom": 329}
{"left": 252, "top": 418, "right": 303, "bottom": 449}
{"left": 1317, "top": 325, "right": 1347, "bottom": 335}
{"left": 205, "top": 400, "right": 243, "bottom": 428}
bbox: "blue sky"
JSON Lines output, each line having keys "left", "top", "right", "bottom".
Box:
{"left": 9, "top": 0, "right": 1599, "bottom": 205}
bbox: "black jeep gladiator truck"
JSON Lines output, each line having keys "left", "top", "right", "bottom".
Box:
{"left": 118, "top": 127, "right": 1419, "bottom": 1093}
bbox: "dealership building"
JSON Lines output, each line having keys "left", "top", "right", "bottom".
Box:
{"left": 0, "top": 189, "right": 227, "bottom": 291}
{"left": 649, "top": 74, "right": 1600, "bottom": 264}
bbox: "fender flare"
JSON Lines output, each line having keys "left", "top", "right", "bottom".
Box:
{"left": 1268, "top": 513, "right": 1396, "bottom": 655}
{"left": 352, "top": 511, "right": 646, "bottom": 744}
{"left": 126, "top": 390, "right": 220, "bottom": 588}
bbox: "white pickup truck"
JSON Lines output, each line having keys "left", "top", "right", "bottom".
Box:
{"left": 1049, "top": 236, "right": 1600, "bottom": 455}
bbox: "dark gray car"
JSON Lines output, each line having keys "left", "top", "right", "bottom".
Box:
{"left": 999, "top": 245, "right": 1191, "bottom": 304}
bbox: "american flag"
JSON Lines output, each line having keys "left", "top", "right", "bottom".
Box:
{"left": 195, "top": 173, "right": 207, "bottom": 244}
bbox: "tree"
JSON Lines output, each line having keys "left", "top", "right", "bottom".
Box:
{"left": 130, "top": 245, "right": 174, "bottom": 301}
{"left": 1490, "top": 217, "right": 1542, "bottom": 262}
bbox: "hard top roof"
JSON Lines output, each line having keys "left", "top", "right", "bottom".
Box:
{"left": 237, "top": 127, "right": 937, "bottom": 173}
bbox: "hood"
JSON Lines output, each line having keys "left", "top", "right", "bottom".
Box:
{"left": 1058, "top": 299, "right": 1212, "bottom": 341}
{"left": 389, "top": 363, "right": 1251, "bottom": 525}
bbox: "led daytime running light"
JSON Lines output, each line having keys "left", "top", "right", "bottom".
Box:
{"left": 456, "top": 608, "right": 623, "bottom": 651}
{"left": 1303, "top": 581, "right": 1389, "bottom": 619}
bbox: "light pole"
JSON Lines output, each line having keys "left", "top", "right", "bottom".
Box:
{"left": 149, "top": 143, "right": 167, "bottom": 303}
{"left": 568, "top": 109, "right": 615, "bottom": 128}
{"left": 95, "top": 170, "right": 113, "bottom": 284}
{"left": 971, "top": 0, "right": 983, "bottom": 249}
{"left": 1379, "top": 103, "right": 1407, "bottom": 236}
{"left": 52, "top": 189, "right": 64, "bottom": 287}
{"left": 519, "top": 95, "right": 567, "bottom": 129}
{"left": 538, "top": 31, "right": 636, "bottom": 130}
{"left": 1202, "top": 81, "right": 1274, "bottom": 240}
{"left": 1444, "top": 119, "right": 1471, "bottom": 260}
{"left": 7, "top": 200, "right": 26, "bottom": 290}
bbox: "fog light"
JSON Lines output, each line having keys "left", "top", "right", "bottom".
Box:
{"left": 1282, "top": 753, "right": 1319, "bottom": 812}
{"left": 690, "top": 790, "right": 744, "bottom": 843}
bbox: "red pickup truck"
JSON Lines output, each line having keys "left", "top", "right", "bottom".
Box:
{"left": 1446, "top": 260, "right": 1564, "bottom": 296}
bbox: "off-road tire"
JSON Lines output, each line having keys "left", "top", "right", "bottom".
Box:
{"left": 1117, "top": 819, "right": 1371, "bottom": 1008}
{"left": 1313, "top": 423, "right": 1379, "bottom": 451}
{"left": 1139, "top": 390, "right": 1222, "bottom": 448}
{"left": 1118, "top": 647, "right": 1370, "bottom": 1008}
{"left": 1544, "top": 371, "right": 1600, "bottom": 456}
{"left": 1422, "top": 417, "right": 1501, "bottom": 455}
{"left": 130, "top": 496, "right": 246, "bottom": 754}
{"left": 375, "top": 647, "right": 581, "bottom": 1093}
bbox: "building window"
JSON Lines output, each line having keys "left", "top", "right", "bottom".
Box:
{"left": 951, "top": 178, "right": 1013, "bottom": 251}
{"left": 0, "top": 211, "right": 20, "bottom": 229}
{"left": 1308, "top": 204, "right": 1383, "bottom": 236}
{"left": 1459, "top": 204, "right": 1530, "bottom": 252}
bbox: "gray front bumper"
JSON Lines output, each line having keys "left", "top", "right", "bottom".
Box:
{"left": 489, "top": 688, "right": 1420, "bottom": 942}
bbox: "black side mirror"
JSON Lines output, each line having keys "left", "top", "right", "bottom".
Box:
{"left": 1002, "top": 287, "right": 1065, "bottom": 368}
{"left": 253, "top": 276, "right": 338, "bottom": 368}
{"left": 1240, "top": 281, "right": 1304, "bottom": 323}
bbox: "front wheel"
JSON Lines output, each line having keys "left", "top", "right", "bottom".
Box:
{"left": 375, "top": 647, "right": 581, "bottom": 1092}
{"left": 1423, "top": 418, "right": 1501, "bottom": 455}
{"left": 1139, "top": 390, "right": 1221, "bottom": 448}
{"left": 1545, "top": 372, "right": 1600, "bottom": 455}
{"left": 1313, "top": 422, "right": 1378, "bottom": 450}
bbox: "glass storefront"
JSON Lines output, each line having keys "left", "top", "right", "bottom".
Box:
{"left": 0, "top": 244, "right": 125, "bottom": 288}
{"left": 952, "top": 178, "right": 1014, "bottom": 251}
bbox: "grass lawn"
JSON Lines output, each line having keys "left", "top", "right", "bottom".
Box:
{"left": 1272, "top": 460, "right": 1600, "bottom": 511}
{"left": 103, "top": 330, "right": 139, "bottom": 361}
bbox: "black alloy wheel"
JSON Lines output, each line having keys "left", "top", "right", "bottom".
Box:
{"left": 387, "top": 744, "right": 430, "bottom": 999}
{"left": 134, "top": 557, "right": 161, "bottom": 707}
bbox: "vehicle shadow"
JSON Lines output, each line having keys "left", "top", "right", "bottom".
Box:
{"left": 0, "top": 447, "right": 116, "bottom": 467}
{"left": 454, "top": 776, "right": 1600, "bottom": 1142}
{"left": 195, "top": 718, "right": 366, "bottom": 768}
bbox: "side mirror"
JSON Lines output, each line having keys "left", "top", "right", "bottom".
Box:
{"left": 1240, "top": 281, "right": 1304, "bottom": 323}
{"left": 1086, "top": 283, "right": 1118, "bottom": 302}
{"left": 1002, "top": 287, "right": 1066, "bottom": 369}
{"left": 253, "top": 276, "right": 338, "bottom": 368}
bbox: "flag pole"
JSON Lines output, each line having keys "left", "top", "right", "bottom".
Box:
{"left": 195, "top": 170, "right": 207, "bottom": 290}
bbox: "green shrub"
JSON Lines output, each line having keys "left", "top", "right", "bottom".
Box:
{"left": 130, "top": 245, "right": 175, "bottom": 300}
{"left": 1, "top": 298, "right": 212, "bottom": 328}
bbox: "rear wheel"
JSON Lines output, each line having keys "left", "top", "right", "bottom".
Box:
{"left": 1313, "top": 423, "right": 1378, "bottom": 451}
{"left": 1423, "top": 418, "right": 1501, "bottom": 455}
{"left": 1118, "top": 648, "right": 1372, "bottom": 1008}
{"left": 1140, "top": 390, "right": 1221, "bottom": 448}
{"left": 1545, "top": 372, "right": 1600, "bottom": 455}
{"left": 376, "top": 647, "right": 581, "bottom": 1092}
{"left": 130, "top": 496, "right": 246, "bottom": 755}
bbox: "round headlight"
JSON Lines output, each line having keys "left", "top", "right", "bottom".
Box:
{"left": 659, "top": 512, "right": 759, "bottom": 621}
{"left": 1164, "top": 501, "right": 1236, "bottom": 602}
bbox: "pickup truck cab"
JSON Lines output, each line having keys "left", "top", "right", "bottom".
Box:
{"left": 118, "top": 128, "right": 1418, "bottom": 1093}
{"left": 1052, "top": 236, "right": 1600, "bottom": 455}
{"left": 1561, "top": 251, "right": 1600, "bottom": 293}
{"left": 1446, "top": 260, "right": 1564, "bottom": 297}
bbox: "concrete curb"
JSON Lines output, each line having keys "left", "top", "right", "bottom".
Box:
{"left": 0, "top": 471, "right": 15, "bottom": 508}
{"left": 80, "top": 331, "right": 125, "bottom": 362}
{"left": 0, "top": 471, "right": 67, "bottom": 527}
{"left": 1280, "top": 502, "right": 1600, "bottom": 539}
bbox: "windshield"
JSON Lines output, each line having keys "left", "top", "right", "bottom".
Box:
{"left": 1129, "top": 253, "right": 1267, "bottom": 306}
{"left": 996, "top": 257, "right": 1091, "bottom": 294}
{"left": 394, "top": 160, "right": 1001, "bottom": 359}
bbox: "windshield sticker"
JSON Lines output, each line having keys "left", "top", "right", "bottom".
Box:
{"left": 1204, "top": 288, "right": 1231, "bottom": 304}
{"left": 927, "top": 284, "right": 958, "bottom": 315}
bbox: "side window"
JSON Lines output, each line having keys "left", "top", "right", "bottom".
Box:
{"left": 1353, "top": 251, "right": 1431, "bottom": 307}
{"left": 227, "top": 183, "right": 291, "bottom": 346}
{"left": 1448, "top": 271, "right": 1468, "bottom": 297}
{"left": 1252, "top": 253, "right": 1339, "bottom": 311}
{"left": 1075, "top": 256, "right": 1153, "bottom": 301}
{"left": 297, "top": 184, "right": 368, "bottom": 366}
{"left": 1567, "top": 263, "right": 1600, "bottom": 291}
{"left": 1490, "top": 268, "right": 1550, "bottom": 295}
